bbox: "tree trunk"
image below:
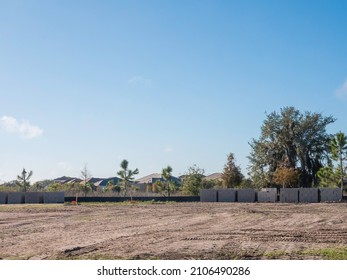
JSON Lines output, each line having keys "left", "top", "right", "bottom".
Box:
{"left": 340, "top": 154, "right": 344, "bottom": 191}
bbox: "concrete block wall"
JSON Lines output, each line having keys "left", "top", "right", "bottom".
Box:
{"left": 25, "top": 192, "right": 43, "bottom": 204}
{"left": 7, "top": 192, "right": 25, "bottom": 204}
{"left": 258, "top": 190, "right": 277, "bottom": 202}
{"left": 280, "top": 188, "right": 299, "bottom": 203}
{"left": 43, "top": 192, "right": 65, "bottom": 203}
{"left": 299, "top": 188, "right": 319, "bottom": 203}
{"left": 237, "top": 188, "right": 256, "bottom": 202}
{"left": 200, "top": 189, "right": 218, "bottom": 202}
{"left": 319, "top": 188, "right": 342, "bottom": 202}
{"left": 218, "top": 189, "right": 236, "bottom": 202}
{"left": 0, "top": 192, "right": 7, "bottom": 204}
{"left": 262, "top": 188, "right": 278, "bottom": 194}
{"left": 0, "top": 192, "right": 65, "bottom": 204}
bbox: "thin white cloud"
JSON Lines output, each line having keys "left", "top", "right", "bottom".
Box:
{"left": 57, "top": 161, "right": 73, "bottom": 172}
{"left": 0, "top": 116, "right": 43, "bottom": 138}
{"left": 128, "top": 75, "right": 152, "bottom": 87}
{"left": 164, "top": 145, "right": 173, "bottom": 153}
{"left": 335, "top": 79, "right": 347, "bottom": 100}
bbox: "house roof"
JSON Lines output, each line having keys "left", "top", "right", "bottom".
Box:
{"left": 87, "top": 177, "right": 105, "bottom": 183}
{"left": 54, "top": 176, "right": 120, "bottom": 186}
{"left": 54, "top": 176, "right": 77, "bottom": 184}
{"left": 94, "top": 177, "right": 120, "bottom": 186}
{"left": 135, "top": 173, "right": 182, "bottom": 184}
{"left": 135, "top": 173, "right": 162, "bottom": 184}
{"left": 65, "top": 178, "right": 82, "bottom": 184}
{"left": 204, "top": 173, "right": 223, "bottom": 180}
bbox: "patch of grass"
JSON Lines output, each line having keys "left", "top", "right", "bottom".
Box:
{"left": 78, "top": 200, "right": 176, "bottom": 206}
{"left": 215, "top": 249, "right": 263, "bottom": 260}
{"left": 64, "top": 202, "right": 84, "bottom": 207}
{"left": 300, "top": 247, "right": 347, "bottom": 260}
{"left": 54, "top": 252, "right": 162, "bottom": 260}
{"left": 0, "top": 204, "right": 64, "bottom": 212}
{"left": 204, "top": 248, "right": 347, "bottom": 260}
{"left": 116, "top": 200, "right": 177, "bottom": 205}
{"left": 55, "top": 254, "right": 126, "bottom": 260}
{"left": 263, "top": 250, "right": 287, "bottom": 259}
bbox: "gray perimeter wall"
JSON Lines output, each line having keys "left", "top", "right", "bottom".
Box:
{"left": 0, "top": 192, "right": 64, "bottom": 204}
{"left": 258, "top": 190, "right": 277, "bottom": 202}
{"left": 0, "top": 192, "right": 7, "bottom": 204}
{"left": 262, "top": 188, "right": 278, "bottom": 193}
{"left": 200, "top": 189, "right": 218, "bottom": 202}
{"left": 280, "top": 188, "right": 299, "bottom": 203}
{"left": 237, "top": 188, "right": 256, "bottom": 202}
{"left": 319, "top": 188, "right": 342, "bottom": 202}
{"left": 43, "top": 192, "right": 65, "bottom": 203}
{"left": 218, "top": 189, "right": 236, "bottom": 202}
{"left": 299, "top": 188, "right": 319, "bottom": 203}
{"left": 7, "top": 192, "right": 25, "bottom": 204}
{"left": 25, "top": 192, "right": 43, "bottom": 204}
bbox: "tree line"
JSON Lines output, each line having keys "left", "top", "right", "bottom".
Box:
{"left": 1, "top": 106, "right": 346, "bottom": 196}
{"left": 248, "top": 107, "right": 345, "bottom": 190}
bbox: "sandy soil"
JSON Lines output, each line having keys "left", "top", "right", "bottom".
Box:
{"left": 0, "top": 202, "right": 346, "bottom": 260}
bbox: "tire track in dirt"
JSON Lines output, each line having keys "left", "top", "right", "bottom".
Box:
{"left": 182, "top": 228, "right": 347, "bottom": 244}
{"left": 1, "top": 203, "right": 347, "bottom": 259}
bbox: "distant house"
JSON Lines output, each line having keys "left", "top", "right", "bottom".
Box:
{"left": 204, "top": 173, "right": 223, "bottom": 181}
{"left": 66, "top": 178, "right": 82, "bottom": 184}
{"left": 78, "top": 177, "right": 121, "bottom": 191}
{"left": 82, "top": 177, "right": 105, "bottom": 184}
{"left": 54, "top": 173, "right": 188, "bottom": 193}
{"left": 135, "top": 173, "right": 181, "bottom": 192}
{"left": 54, "top": 176, "right": 120, "bottom": 191}
{"left": 135, "top": 173, "right": 162, "bottom": 185}
{"left": 54, "top": 176, "right": 81, "bottom": 184}
{"left": 178, "top": 173, "right": 222, "bottom": 181}
{"left": 93, "top": 177, "right": 121, "bottom": 191}
{"left": 134, "top": 173, "right": 161, "bottom": 192}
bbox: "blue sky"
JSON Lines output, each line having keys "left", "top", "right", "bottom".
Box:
{"left": 1, "top": 0, "right": 347, "bottom": 182}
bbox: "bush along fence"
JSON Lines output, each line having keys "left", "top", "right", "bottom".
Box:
{"left": 200, "top": 188, "right": 342, "bottom": 203}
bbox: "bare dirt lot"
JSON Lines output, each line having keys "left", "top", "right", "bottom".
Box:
{"left": 0, "top": 202, "right": 346, "bottom": 260}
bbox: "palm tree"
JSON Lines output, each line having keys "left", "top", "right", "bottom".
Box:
{"left": 330, "top": 132, "right": 347, "bottom": 190}
{"left": 161, "top": 165, "right": 173, "bottom": 197}
{"left": 16, "top": 168, "right": 33, "bottom": 192}
{"left": 117, "top": 160, "right": 139, "bottom": 200}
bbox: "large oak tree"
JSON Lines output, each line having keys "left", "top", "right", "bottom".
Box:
{"left": 248, "top": 107, "right": 335, "bottom": 188}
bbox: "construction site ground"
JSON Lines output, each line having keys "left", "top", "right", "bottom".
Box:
{"left": 0, "top": 202, "right": 346, "bottom": 260}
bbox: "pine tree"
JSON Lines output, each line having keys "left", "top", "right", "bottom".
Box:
{"left": 16, "top": 168, "right": 33, "bottom": 192}
{"left": 221, "top": 153, "right": 243, "bottom": 188}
